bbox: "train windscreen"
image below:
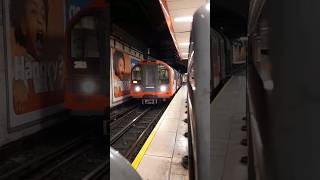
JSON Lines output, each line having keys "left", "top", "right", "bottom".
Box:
{"left": 132, "top": 66, "right": 142, "bottom": 80}
{"left": 142, "top": 64, "right": 156, "bottom": 87}
{"left": 70, "top": 16, "right": 101, "bottom": 75}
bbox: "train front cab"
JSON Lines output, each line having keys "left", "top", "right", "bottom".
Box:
{"left": 64, "top": 1, "right": 110, "bottom": 113}
{"left": 130, "top": 60, "right": 175, "bottom": 104}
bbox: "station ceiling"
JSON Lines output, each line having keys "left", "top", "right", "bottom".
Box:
{"left": 110, "top": 0, "right": 180, "bottom": 61}
{"left": 110, "top": 0, "right": 250, "bottom": 73}
{"left": 212, "top": 0, "right": 249, "bottom": 39}
{"left": 166, "top": 0, "right": 206, "bottom": 60}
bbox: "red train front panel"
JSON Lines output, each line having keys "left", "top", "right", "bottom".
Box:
{"left": 130, "top": 60, "right": 178, "bottom": 104}
{"left": 64, "top": 1, "right": 109, "bottom": 112}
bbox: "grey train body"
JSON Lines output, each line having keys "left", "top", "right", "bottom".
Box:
{"left": 110, "top": 147, "right": 142, "bottom": 180}
{"left": 187, "top": 4, "right": 211, "bottom": 180}
{"left": 187, "top": 2, "right": 234, "bottom": 180}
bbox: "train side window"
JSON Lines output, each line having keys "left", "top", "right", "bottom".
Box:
{"left": 189, "top": 64, "right": 195, "bottom": 90}
{"left": 188, "top": 51, "right": 195, "bottom": 91}
{"left": 132, "top": 66, "right": 142, "bottom": 80}
{"left": 158, "top": 65, "right": 169, "bottom": 83}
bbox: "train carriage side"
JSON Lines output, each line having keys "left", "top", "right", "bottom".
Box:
{"left": 247, "top": 0, "right": 270, "bottom": 179}
{"left": 187, "top": 3, "right": 238, "bottom": 180}
{"left": 210, "top": 29, "right": 233, "bottom": 95}
{"left": 211, "top": 29, "right": 221, "bottom": 90}
{"left": 216, "top": 31, "right": 227, "bottom": 81}
{"left": 187, "top": 4, "right": 210, "bottom": 180}
{"left": 220, "top": 33, "right": 233, "bottom": 77}
{"left": 173, "top": 68, "right": 182, "bottom": 92}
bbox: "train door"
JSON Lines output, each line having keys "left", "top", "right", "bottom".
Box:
{"left": 143, "top": 64, "right": 156, "bottom": 90}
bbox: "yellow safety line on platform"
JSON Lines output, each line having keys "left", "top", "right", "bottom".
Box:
{"left": 132, "top": 86, "right": 185, "bottom": 169}
{"left": 131, "top": 116, "right": 162, "bottom": 169}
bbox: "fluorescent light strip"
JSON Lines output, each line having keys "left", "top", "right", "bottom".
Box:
{"left": 179, "top": 42, "right": 190, "bottom": 46}
{"left": 174, "top": 16, "right": 193, "bottom": 22}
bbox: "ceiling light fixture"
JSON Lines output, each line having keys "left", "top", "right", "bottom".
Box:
{"left": 179, "top": 42, "right": 190, "bottom": 46}
{"left": 206, "top": 3, "right": 210, "bottom": 11}
{"left": 174, "top": 16, "right": 193, "bottom": 22}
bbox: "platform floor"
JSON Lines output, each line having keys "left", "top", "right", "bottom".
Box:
{"left": 211, "top": 73, "right": 247, "bottom": 180}
{"left": 133, "top": 85, "right": 189, "bottom": 180}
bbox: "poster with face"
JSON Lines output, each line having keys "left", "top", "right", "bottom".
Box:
{"left": 6, "top": 0, "right": 65, "bottom": 129}
{"left": 111, "top": 48, "right": 131, "bottom": 102}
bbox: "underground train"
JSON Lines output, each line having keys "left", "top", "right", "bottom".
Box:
{"left": 130, "top": 60, "right": 182, "bottom": 104}
{"left": 187, "top": 2, "right": 246, "bottom": 179}
{"left": 64, "top": 0, "right": 109, "bottom": 112}
{"left": 110, "top": 147, "right": 142, "bottom": 180}
{"left": 210, "top": 29, "right": 233, "bottom": 99}
{"left": 247, "top": 0, "right": 320, "bottom": 179}
{"left": 186, "top": 3, "right": 211, "bottom": 180}
{"left": 247, "top": 0, "right": 270, "bottom": 178}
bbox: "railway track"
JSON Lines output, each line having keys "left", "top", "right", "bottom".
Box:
{"left": 110, "top": 100, "right": 139, "bottom": 122}
{"left": 0, "top": 123, "right": 107, "bottom": 180}
{"left": 111, "top": 104, "right": 167, "bottom": 162}
{"left": 81, "top": 161, "right": 108, "bottom": 180}
{"left": 110, "top": 105, "right": 140, "bottom": 123}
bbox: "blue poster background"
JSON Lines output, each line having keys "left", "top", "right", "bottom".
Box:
{"left": 130, "top": 56, "right": 139, "bottom": 68}
{"left": 65, "top": 0, "right": 90, "bottom": 24}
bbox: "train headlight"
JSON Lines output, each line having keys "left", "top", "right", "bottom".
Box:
{"left": 134, "top": 86, "right": 141, "bottom": 92}
{"left": 81, "top": 80, "right": 96, "bottom": 94}
{"left": 160, "top": 85, "right": 167, "bottom": 92}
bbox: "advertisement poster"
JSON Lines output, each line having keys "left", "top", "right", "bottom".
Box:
{"left": 111, "top": 48, "right": 132, "bottom": 103}
{"left": 6, "top": 0, "right": 65, "bottom": 128}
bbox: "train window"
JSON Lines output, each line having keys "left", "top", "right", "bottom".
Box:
{"left": 158, "top": 65, "right": 168, "bottom": 79}
{"left": 132, "top": 66, "right": 142, "bottom": 80}
{"left": 71, "top": 16, "right": 99, "bottom": 61}
{"left": 158, "top": 65, "right": 169, "bottom": 83}
{"left": 70, "top": 15, "right": 102, "bottom": 75}
{"left": 188, "top": 50, "right": 195, "bottom": 91}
